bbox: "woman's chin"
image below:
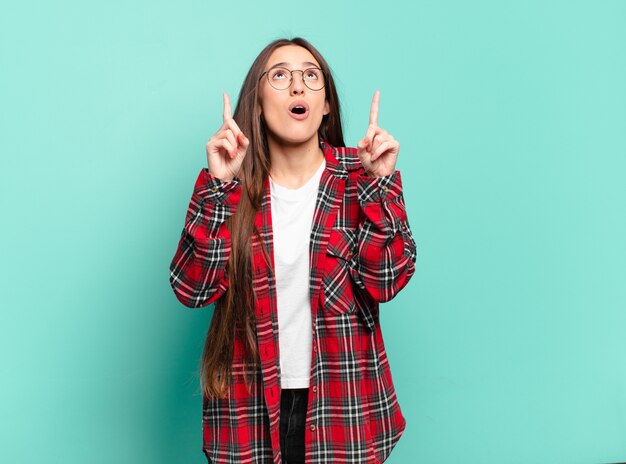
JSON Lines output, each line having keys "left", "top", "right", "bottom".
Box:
{"left": 268, "top": 129, "right": 319, "bottom": 147}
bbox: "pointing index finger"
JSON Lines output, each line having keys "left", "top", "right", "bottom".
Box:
{"left": 223, "top": 92, "right": 232, "bottom": 121}
{"left": 369, "top": 89, "right": 380, "bottom": 127}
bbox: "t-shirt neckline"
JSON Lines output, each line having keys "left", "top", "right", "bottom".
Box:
{"left": 269, "top": 159, "right": 326, "bottom": 201}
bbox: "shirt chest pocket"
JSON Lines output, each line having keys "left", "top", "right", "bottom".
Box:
{"left": 322, "top": 228, "right": 357, "bottom": 315}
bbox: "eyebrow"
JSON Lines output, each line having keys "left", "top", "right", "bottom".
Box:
{"left": 268, "top": 61, "right": 320, "bottom": 69}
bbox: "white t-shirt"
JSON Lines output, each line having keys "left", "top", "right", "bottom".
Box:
{"left": 269, "top": 158, "right": 325, "bottom": 389}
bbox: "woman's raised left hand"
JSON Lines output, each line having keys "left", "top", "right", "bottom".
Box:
{"left": 356, "top": 90, "right": 400, "bottom": 177}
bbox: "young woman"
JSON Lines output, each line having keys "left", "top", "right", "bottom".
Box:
{"left": 170, "top": 37, "right": 417, "bottom": 464}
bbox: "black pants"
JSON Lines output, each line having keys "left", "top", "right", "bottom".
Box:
{"left": 280, "top": 387, "right": 308, "bottom": 464}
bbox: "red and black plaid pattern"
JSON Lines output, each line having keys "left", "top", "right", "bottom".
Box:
{"left": 170, "top": 141, "right": 417, "bottom": 463}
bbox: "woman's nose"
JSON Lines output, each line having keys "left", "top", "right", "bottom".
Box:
{"left": 290, "top": 71, "right": 305, "bottom": 94}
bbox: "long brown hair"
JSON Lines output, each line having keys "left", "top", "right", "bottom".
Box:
{"left": 201, "top": 37, "right": 345, "bottom": 399}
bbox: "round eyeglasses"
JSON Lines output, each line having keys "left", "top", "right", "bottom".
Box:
{"left": 259, "top": 66, "right": 326, "bottom": 91}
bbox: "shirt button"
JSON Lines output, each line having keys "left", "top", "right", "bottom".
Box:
{"left": 210, "top": 186, "right": 218, "bottom": 193}
{"left": 310, "top": 424, "right": 316, "bottom": 431}
{"left": 312, "top": 385, "right": 317, "bottom": 393}
{"left": 313, "top": 345, "right": 317, "bottom": 352}
{"left": 381, "top": 185, "right": 388, "bottom": 192}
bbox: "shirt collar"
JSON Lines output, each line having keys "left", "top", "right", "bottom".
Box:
{"left": 320, "top": 139, "right": 349, "bottom": 180}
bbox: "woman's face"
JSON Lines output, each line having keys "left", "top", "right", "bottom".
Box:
{"left": 258, "top": 45, "right": 330, "bottom": 146}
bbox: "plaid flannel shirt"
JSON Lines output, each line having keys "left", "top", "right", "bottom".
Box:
{"left": 170, "top": 140, "right": 417, "bottom": 463}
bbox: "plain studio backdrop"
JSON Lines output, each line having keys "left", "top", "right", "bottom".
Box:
{"left": 1, "top": 1, "right": 625, "bottom": 463}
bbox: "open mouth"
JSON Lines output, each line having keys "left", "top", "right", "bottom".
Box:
{"left": 288, "top": 101, "right": 309, "bottom": 117}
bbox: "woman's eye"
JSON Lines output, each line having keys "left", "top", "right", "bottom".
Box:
{"left": 306, "top": 72, "right": 318, "bottom": 80}
{"left": 272, "top": 71, "right": 286, "bottom": 79}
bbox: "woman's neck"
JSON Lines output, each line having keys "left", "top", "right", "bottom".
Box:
{"left": 268, "top": 135, "right": 325, "bottom": 189}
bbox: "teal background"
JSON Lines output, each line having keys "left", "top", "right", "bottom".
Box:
{"left": 1, "top": 0, "right": 625, "bottom": 462}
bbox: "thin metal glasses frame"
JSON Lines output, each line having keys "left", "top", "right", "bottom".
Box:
{"left": 259, "top": 66, "right": 326, "bottom": 91}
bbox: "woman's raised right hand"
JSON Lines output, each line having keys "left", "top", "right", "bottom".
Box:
{"left": 205, "top": 92, "right": 250, "bottom": 182}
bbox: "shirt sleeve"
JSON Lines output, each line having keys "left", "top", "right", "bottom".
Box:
{"left": 351, "top": 170, "right": 417, "bottom": 302}
{"left": 169, "top": 168, "right": 242, "bottom": 308}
